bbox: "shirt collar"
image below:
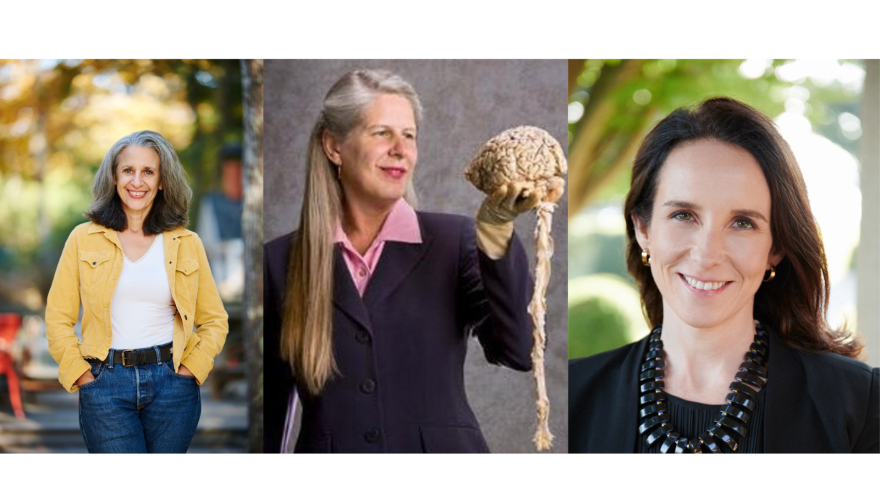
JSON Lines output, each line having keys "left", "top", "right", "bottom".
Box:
{"left": 86, "top": 222, "right": 192, "bottom": 238}
{"left": 333, "top": 198, "right": 422, "bottom": 246}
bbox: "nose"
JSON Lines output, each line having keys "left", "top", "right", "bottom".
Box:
{"left": 690, "top": 226, "right": 726, "bottom": 269}
{"left": 388, "top": 134, "right": 406, "bottom": 158}
{"left": 132, "top": 173, "right": 144, "bottom": 186}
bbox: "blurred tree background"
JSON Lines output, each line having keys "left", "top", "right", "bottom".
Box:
{"left": 568, "top": 59, "right": 869, "bottom": 359}
{"left": 0, "top": 59, "right": 243, "bottom": 311}
{"left": 0, "top": 59, "right": 250, "bottom": 451}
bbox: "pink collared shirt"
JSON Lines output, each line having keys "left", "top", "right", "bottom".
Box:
{"left": 334, "top": 199, "right": 422, "bottom": 296}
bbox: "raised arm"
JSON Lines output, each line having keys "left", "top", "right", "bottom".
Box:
{"left": 457, "top": 216, "right": 533, "bottom": 371}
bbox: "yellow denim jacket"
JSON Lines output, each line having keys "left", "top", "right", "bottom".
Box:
{"left": 46, "top": 222, "right": 229, "bottom": 392}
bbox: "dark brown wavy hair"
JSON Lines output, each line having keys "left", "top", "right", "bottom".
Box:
{"left": 623, "top": 97, "right": 863, "bottom": 359}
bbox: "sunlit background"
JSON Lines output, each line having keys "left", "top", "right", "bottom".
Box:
{"left": 568, "top": 59, "right": 877, "bottom": 365}
{"left": 0, "top": 59, "right": 247, "bottom": 451}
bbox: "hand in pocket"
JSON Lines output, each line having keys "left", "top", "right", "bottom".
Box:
{"left": 76, "top": 369, "right": 96, "bottom": 387}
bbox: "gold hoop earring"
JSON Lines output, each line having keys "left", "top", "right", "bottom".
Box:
{"left": 763, "top": 265, "right": 776, "bottom": 282}
{"left": 641, "top": 249, "right": 650, "bottom": 267}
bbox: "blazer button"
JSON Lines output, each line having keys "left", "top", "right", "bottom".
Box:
{"left": 364, "top": 428, "right": 381, "bottom": 443}
{"left": 360, "top": 379, "right": 376, "bottom": 394}
{"left": 355, "top": 331, "right": 370, "bottom": 344}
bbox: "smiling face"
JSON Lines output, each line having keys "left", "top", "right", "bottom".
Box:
{"left": 114, "top": 145, "right": 162, "bottom": 217}
{"left": 634, "top": 139, "right": 783, "bottom": 329}
{"left": 323, "top": 93, "right": 418, "bottom": 211}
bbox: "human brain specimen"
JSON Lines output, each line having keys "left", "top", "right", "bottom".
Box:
{"left": 465, "top": 126, "right": 567, "bottom": 197}
{"left": 464, "top": 125, "right": 566, "bottom": 451}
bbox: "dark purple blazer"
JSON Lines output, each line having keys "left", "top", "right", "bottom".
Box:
{"left": 264, "top": 211, "right": 532, "bottom": 453}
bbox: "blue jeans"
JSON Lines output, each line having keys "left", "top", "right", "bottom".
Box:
{"left": 78, "top": 345, "right": 201, "bottom": 453}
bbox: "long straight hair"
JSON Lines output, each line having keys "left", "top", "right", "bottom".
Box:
{"left": 624, "top": 97, "right": 862, "bottom": 359}
{"left": 283, "top": 69, "right": 422, "bottom": 395}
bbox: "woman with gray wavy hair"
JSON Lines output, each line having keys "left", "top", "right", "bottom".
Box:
{"left": 264, "top": 69, "right": 564, "bottom": 453}
{"left": 45, "top": 130, "right": 229, "bottom": 453}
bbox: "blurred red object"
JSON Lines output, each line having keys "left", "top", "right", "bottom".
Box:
{"left": 0, "top": 313, "right": 25, "bottom": 419}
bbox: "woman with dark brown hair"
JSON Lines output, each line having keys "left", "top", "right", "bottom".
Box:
{"left": 569, "top": 97, "right": 879, "bottom": 453}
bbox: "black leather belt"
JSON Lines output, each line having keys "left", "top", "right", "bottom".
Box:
{"left": 86, "top": 343, "right": 173, "bottom": 367}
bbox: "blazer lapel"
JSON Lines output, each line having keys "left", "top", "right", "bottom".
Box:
{"left": 762, "top": 328, "right": 821, "bottom": 453}
{"left": 618, "top": 336, "right": 648, "bottom": 452}
{"left": 362, "top": 232, "right": 434, "bottom": 309}
{"left": 762, "top": 329, "right": 781, "bottom": 451}
{"left": 333, "top": 247, "right": 373, "bottom": 333}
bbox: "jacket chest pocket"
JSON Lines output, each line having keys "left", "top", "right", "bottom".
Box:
{"left": 175, "top": 258, "right": 200, "bottom": 303}
{"left": 79, "top": 251, "right": 112, "bottom": 297}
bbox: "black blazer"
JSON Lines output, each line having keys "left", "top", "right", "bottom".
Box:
{"left": 569, "top": 329, "right": 880, "bottom": 453}
{"left": 264, "top": 212, "right": 532, "bottom": 453}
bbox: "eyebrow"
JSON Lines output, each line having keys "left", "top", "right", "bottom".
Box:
{"left": 366, "top": 124, "right": 417, "bottom": 133}
{"left": 732, "top": 208, "right": 768, "bottom": 223}
{"left": 661, "top": 200, "right": 768, "bottom": 223}
{"left": 120, "top": 165, "right": 158, "bottom": 172}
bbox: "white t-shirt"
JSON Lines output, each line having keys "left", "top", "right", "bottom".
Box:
{"left": 110, "top": 233, "right": 175, "bottom": 350}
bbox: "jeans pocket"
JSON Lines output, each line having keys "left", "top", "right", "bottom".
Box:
{"left": 78, "top": 362, "right": 106, "bottom": 390}
{"left": 163, "top": 361, "right": 197, "bottom": 381}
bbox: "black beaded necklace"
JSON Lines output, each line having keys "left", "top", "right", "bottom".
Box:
{"left": 637, "top": 322, "right": 769, "bottom": 453}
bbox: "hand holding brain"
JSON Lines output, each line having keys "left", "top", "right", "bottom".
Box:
{"left": 465, "top": 126, "right": 567, "bottom": 451}
{"left": 465, "top": 126, "right": 567, "bottom": 210}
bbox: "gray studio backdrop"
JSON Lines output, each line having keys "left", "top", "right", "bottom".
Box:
{"left": 263, "top": 59, "right": 568, "bottom": 453}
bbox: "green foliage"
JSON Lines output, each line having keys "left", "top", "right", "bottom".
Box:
{"left": 567, "top": 59, "right": 864, "bottom": 216}
{"left": 0, "top": 59, "right": 243, "bottom": 307}
{"left": 568, "top": 273, "right": 648, "bottom": 359}
{"left": 569, "top": 296, "right": 631, "bottom": 359}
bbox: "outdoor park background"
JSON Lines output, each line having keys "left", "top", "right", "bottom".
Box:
{"left": 0, "top": 59, "right": 264, "bottom": 452}
{"left": 568, "top": 59, "right": 880, "bottom": 368}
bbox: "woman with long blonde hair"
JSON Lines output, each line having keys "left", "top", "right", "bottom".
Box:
{"left": 264, "top": 69, "right": 562, "bottom": 453}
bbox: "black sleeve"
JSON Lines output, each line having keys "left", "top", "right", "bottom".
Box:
{"left": 263, "top": 236, "right": 296, "bottom": 453}
{"left": 457, "top": 219, "right": 533, "bottom": 371}
{"left": 853, "top": 367, "right": 880, "bottom": 453}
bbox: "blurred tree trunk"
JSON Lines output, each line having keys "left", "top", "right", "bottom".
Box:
{"left": 32, "top": 111, "right": 50, "bottom": 276}
{"left": 568, "top": 60, "right": 652, "bottom": 219}
{"left": 569, "top": 59, "right": 585, "bottom": 96}
{"left": 32, "top": 80, "right": 55, "bottom": 296}
{"left": 241, "top": 59, "right": 264, "bottom": 453}
{"left": 857, "top": 59, "right": 879, "bottom": 367}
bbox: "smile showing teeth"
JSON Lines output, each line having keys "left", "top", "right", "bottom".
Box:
{"left": 128, "top": 190, "right": 146, "bottom": 198}
{"left": 683, "top": 275, "right": 726, "bottom": 291}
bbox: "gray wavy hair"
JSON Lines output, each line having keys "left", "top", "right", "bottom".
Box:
{"left": 85, "top": 130, "right": 192, "bottom": 234}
